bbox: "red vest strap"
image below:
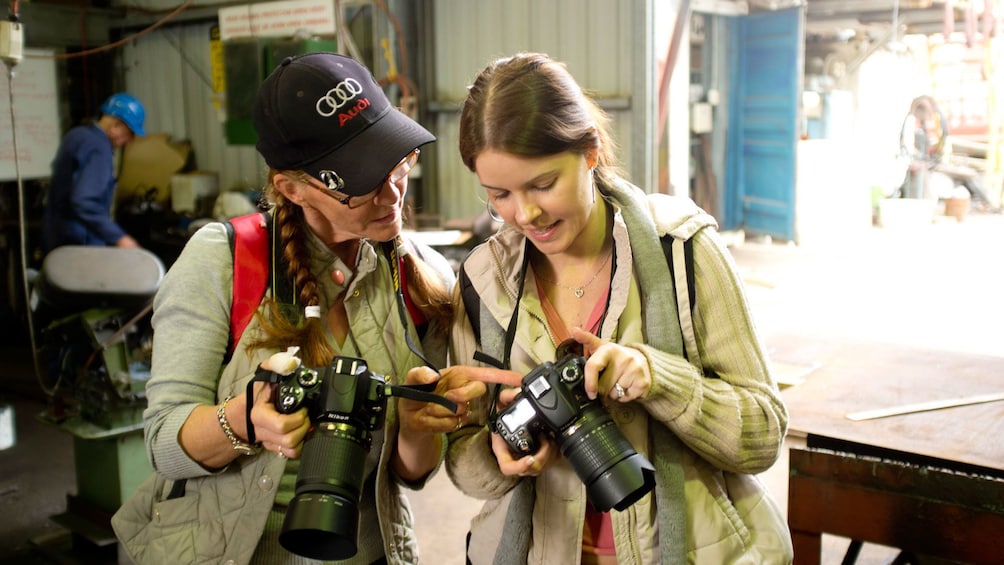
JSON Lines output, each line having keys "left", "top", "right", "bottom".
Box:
{"left": 228, "top": 212, "right": 270, "bottom": 358}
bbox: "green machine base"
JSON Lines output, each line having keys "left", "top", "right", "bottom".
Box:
{"left": 41, "top": 413, "right": 151, "bottom": 556}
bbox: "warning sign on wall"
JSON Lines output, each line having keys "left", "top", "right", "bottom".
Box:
{"left": 218, "top": 0, "right": 336, "bottom": 41}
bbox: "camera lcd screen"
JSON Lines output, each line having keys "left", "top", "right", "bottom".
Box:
{"left": 501, "top": 398, "right": 537, "bottom": 429}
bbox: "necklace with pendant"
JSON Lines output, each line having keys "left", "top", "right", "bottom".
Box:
{"left": 536, "top": 249, "right": 612, "bottom": 298}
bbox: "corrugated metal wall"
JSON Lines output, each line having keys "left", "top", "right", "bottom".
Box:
{"left": 426, "top": 0, "right": 655, "bottom": 223}
{"left": 116, "top": 0, "right": 675, "bottom": 224}
{"left": 123, "top": 22, "right": 265, "bottom": 193}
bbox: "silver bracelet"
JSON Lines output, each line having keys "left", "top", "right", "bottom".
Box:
{"left": 217, "top": 395, "right": 260, "bottom": 456}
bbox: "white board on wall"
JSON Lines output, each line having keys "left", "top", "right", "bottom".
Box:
{"left": 0, "top": 49, "right": 60, "bottom": 181}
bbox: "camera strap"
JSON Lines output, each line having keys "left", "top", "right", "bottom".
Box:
{"left": 381, "top": 239, "right": 441, "bottom": 375}
{"left": 381, "top": 238, "right": 456, "bottom": 411}
{"left": 485, "top": 240, "right": 532, "bottom": 423}
{"left": 243, "top": 365, "right": 456, "bottom": 444}
{"left": 245, "top": 366, "right": 281, "bottom": 444}
{"left": 386, "top": 383, "right": 457, "bottom": 412}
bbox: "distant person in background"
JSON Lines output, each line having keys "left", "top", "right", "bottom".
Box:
{"left": 42, "top": 92, "right": 146, "bottom": 253}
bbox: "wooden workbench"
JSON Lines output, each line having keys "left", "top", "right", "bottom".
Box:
{"left": 778, "top": 340, "right": 1004, "bottom": 565}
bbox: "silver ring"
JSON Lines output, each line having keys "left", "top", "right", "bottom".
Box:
{"left": 277, "top": 447, "right": 286, "bottom": 459}
{"left": 614, "top": 383, "right": 626, "bottom": 399}
{"left": 455, "top": 416, "right": 463, "bottom": 431}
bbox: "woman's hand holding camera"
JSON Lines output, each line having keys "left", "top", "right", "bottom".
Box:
{"left": 394, "top": 365, "right": 487, "bottom": 482}
{"left": 490, "top": 386, "right": 559, "bottom": 477}
{"left": 248, "top": 381, "right": 310, "bottom": 459}
{"left": 398, "top": 366, "right": 478, "bottom": 436}
{"left": 400, "top": 365, "right": 511, "bottom": 435}
{"left": 247, "top": 347, "right": 310, "bottom": 459}
{"left": 571, "top": 327, "right": 651, "bottom": 402}
{"left": 435, "top": 364, "right": 588, "bottom": 476}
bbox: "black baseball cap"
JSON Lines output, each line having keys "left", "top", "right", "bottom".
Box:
{"left": 253, "top": 52, "right": 435, "bottom": 196}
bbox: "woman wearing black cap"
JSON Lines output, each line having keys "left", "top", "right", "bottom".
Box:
{"left": 112, "top": 53, "right": 477, "bottom": 564}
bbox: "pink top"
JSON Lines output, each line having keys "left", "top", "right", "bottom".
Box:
{"left": 534, "top": 276, "right": 616, "bottom": 557}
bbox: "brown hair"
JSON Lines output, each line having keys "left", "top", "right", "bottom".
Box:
{"left": 458, "top": 52, "right": 624, "bottom": 191}
{"left": 246, "top": 173, "right": 452, "bottom": 368}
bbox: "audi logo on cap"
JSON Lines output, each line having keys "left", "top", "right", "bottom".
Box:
{"left": 316, "top": 78, "right": 364, "bottom": 117}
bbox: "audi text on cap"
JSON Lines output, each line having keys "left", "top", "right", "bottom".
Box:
{"left": 253, "top": 52, "right": 435, "bottom": 197}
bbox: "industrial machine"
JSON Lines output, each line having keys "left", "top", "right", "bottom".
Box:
{"left": 31, "top": 245, "right": 163, "bottom": 558}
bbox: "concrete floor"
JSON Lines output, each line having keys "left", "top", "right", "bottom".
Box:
{"left": 1, "top": 207, "right": 1002, "bottom": 563}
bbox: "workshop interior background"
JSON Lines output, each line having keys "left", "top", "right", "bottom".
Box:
{"left": 0, "top": 0, "right": 1002, "bottom": 563}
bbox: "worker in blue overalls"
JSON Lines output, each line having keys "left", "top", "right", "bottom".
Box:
{"left": 43, "top": 92, "right": 147, "bottom": 253}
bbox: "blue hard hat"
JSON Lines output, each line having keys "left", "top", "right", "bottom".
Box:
{"left": 100, "top": 93, "right": 146, "bottom": 136}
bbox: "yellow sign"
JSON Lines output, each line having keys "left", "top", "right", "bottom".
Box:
{"left": 210, "top": 25, "right": 224, "bottom": 111}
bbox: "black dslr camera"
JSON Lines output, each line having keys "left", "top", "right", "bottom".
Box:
{"left": 489, "top": 341, "right": 656, "bottom": 512}
{"left": 249, "top": 355, "right": 454, "bottom": 561}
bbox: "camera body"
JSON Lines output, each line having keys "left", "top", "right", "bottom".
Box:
{"left": 490, "top": 351, "right": 656, "bottom": 512}
{"left": 251, "top": 352, "right": 454, "bottom": 560}
{"left": 492, "top": 353, "right": 588, "bottom": 455}
{"left": 271, "top": 356, "right": 388, "bottom": 561}
{"left": 274, "top": 356, "right": 387, "bottom": 434}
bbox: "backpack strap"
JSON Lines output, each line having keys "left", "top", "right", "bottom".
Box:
{"left": 458, "top": 262, "right": 508, "bottom": 369}
{"left": 663, "top": 235, "right": 699, "bottom": 370}
{"left": 223, "top": 212, "right": 271, "bottom": 364}
{"left": 458, "top": 264, "right": 481, "bottom": 345}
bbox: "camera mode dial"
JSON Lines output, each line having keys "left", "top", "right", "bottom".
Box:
{"left": 297, "top": 368, "right": 320, "bottom": 387}
{"left": 561, "top": 362, "right": 582, "bottom": 383}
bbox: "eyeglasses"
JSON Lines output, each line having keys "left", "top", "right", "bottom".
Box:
{"left": 318, "top": 149, "right": 421, "bottom": 209}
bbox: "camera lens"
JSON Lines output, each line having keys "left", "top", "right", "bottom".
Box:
{"left": 558, "top": 403, "right": 656, "bottom": 512}
{"left": 279, "top": 421, "right": 371, "bottom": 560}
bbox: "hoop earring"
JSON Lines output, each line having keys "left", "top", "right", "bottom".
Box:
{"left": 486, "top": 201, "right": 503, "bottom": 223}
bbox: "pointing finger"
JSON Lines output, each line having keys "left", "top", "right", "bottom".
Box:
{"left": 442, "top": 365, "right": 522, "bottom": 387}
